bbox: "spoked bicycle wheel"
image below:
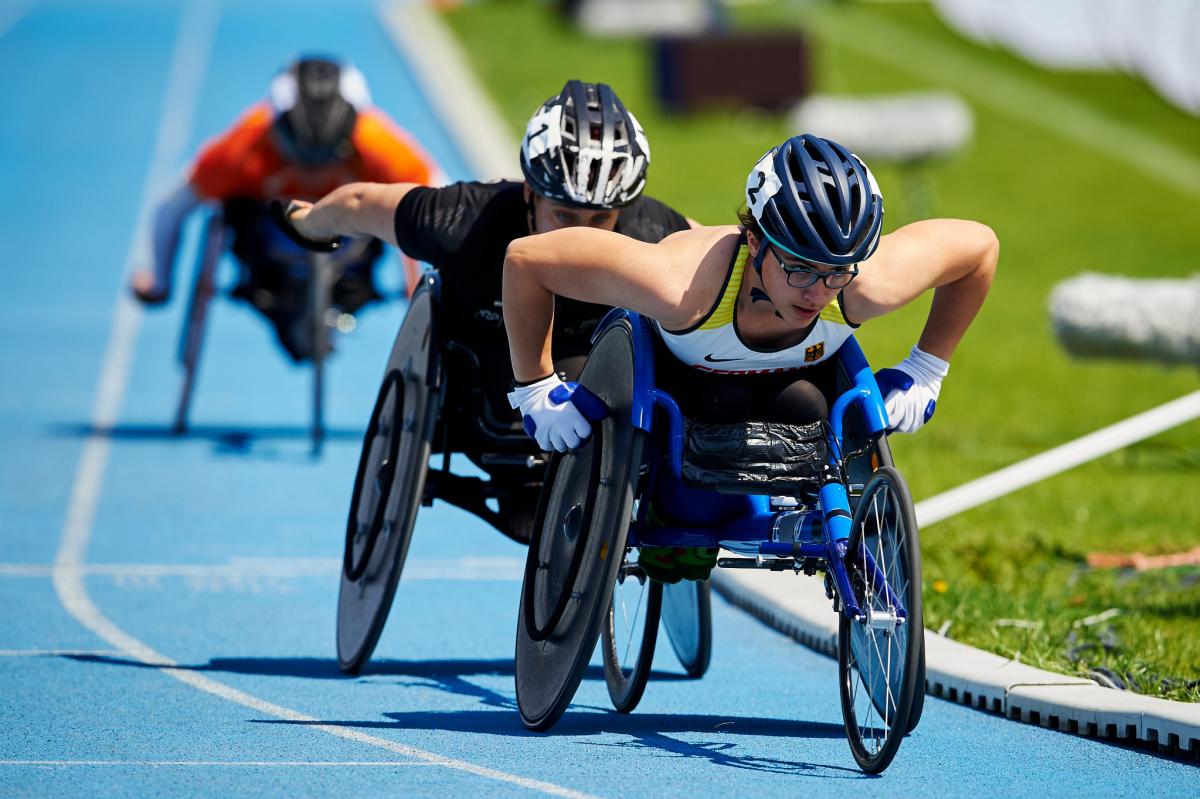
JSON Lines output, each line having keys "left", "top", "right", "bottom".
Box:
{"left": 515, "top": 318, "right": 644, "bottom": 731}
{"left": 847, "top": 428, "right": 925, "bottom": 734}
{"left": 601, "top": 551, "right": 662, "bottom": 713}
{"left": 660, "top": 580, "right": 713, "bottom": 678}
{"left": 336, "top": 282, "right": 440, "bottom": 674}
{"left": 837, "top": 465, "right": 923, "bottom": 773}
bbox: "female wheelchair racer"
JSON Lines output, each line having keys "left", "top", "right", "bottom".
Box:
{"left": 502, "top": 134, "right": 998, "bottom": 772}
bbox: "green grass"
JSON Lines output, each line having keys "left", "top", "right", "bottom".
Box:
{"left": 441, "top": 0, "right": 1200, "bottom": 700}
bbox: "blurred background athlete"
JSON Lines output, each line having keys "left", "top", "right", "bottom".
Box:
{"left": 130, "top": 56, "right": 440, "bottom": 361}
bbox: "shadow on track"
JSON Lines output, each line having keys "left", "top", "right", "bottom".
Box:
{"left": 256, "top": 712, "right": 860, "bottom": 778}
{"left": 53, "top": 422, "right": 362, "bottom": 457}
{"left": 61, "top": 653, "right": 863, "bottom": 777}
{"left": 62, "top": 654, "right": 688, "bottom": 685}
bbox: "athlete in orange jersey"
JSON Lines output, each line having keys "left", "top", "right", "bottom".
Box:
{"left": 131, "top": 56, "right": 440, "bottom": 360}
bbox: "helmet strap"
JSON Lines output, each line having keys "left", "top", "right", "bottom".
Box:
{"left": 526, "top": 193, "right": 538, "bottom": 234}
{"left": 751, "top": 241, "right": 768, "bottom": 276}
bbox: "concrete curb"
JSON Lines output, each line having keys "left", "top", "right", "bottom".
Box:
{"left": 382, "top": 0, "right": 1200, "bottom": 764}
{"left": 713, "top": 568, "right": 1200, "bottom": 759}
{"left": 378, "top": 0, "right": 518, "bottom": 180}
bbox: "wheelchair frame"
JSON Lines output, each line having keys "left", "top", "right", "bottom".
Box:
{"left": 336, "top": 274, "right": 715, "bottom": 686}
{"left": 515, "top": 309, "right": 924, "bottom": 773}
{"left": 174, "top": 209, "right": 340, "bottom": 455}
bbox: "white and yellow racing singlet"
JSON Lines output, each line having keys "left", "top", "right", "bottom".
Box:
{"left": 654, "top": 241, "right": 859, "bottom": 374}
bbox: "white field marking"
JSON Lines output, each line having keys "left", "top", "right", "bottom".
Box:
{"left": 3, "top": 556, "right": 523, "bottom": 580}
{"left": 46, "top": 4, "right": 595, "bottom": 798}
{"left": 0, "top": 760, "right": 434, "bottom": 767}
{"left": 915, "top": 389, "right": 1200, "bottom": 528}
{"left": 0, "top": 0, "right": 34, "bottom": 40}
{"left": 0, "top": 649, "right": 123, "bottom": 657}
{"left": 378, "top": 0, "right": 518, "bottom": 179}
{"left": 815, "top": 10, "right": 1200, "bottom": 199}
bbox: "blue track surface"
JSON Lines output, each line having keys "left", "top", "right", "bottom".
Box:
{"left": 1, "top": 2, "right": 1196, "bottom": 796}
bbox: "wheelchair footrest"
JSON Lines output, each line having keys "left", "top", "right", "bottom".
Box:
{"left": 682, "top": 420, "right": 826, "bottom": 496}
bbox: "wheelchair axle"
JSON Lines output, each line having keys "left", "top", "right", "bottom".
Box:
{"left": 716, "top": 556, "right": 823, "bottom": 576}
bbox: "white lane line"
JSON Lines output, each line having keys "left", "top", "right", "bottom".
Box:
{"left": 815, "top": 10, "right": 1200, "bottom": 199}
{"left": 379, "top": 0, "right": 517, "bottom": 179}
{"left": 46, "top": 4, "right": 595, "bottom": 797}
{"left": 0, "top": 760, "right": 434, "bottom": 767}
{"left": 916, "top": 390, "right": 1200, "bottom": 527}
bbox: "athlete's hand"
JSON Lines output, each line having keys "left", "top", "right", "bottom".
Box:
{"left": 874, "top": 346, "right": 949, "bottom": 434}
{"left": 129, "top": 269, "right": 168, "bottom": 305}
{"left": 282, "top": 199, "right": 315, "bottom": 233}
{"left": 271, "top": 200, "right": 340, "bottom": 253}
{"left": 507, "top": 375, "right": 608, "bottom": 452}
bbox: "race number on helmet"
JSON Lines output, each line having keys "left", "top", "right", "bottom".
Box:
{"left": 746, "top": 133, "right": 883, "bottom": 267}
{"left": 520, "top": 80, "right": 650, "bottom": 210}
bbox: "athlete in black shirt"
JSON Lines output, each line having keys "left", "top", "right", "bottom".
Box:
{"left": 280, "top": 80, "right": 691, "bottom": 537}
{"left": 394, "top": 178, "right": 689, "bottom": 416}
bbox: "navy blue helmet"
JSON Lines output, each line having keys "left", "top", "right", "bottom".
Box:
{"left": 745, "top": 134, "right": 883, "bottom": 266}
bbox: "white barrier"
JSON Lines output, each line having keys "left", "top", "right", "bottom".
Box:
{"left": 790, "top": 91, "right": 973, "bottom": 162}
{"left": 1049, "top": 272, "right": 1200, "bottom": 366}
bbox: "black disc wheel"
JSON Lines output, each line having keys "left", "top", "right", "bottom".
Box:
{"left": 601, "top": 551, "right": 662, "bottom": 713}
{"left": 837, "top": 465, "right": 923, "bottom": 773}
{"left": 660, "top": 579, "right": 713, "bottom": 678}
{"left": 515, "top": 318, "right": 643, "bottom": 731}
{"left": 336, "top": 283, "right": 439, "bottom": 674}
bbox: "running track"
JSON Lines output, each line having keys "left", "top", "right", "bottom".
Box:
{"left": 1, "top": 2, "right": 1195, "bottom": 796}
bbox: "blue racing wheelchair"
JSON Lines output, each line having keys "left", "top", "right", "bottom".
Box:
{"left": 514, "top": 310, "right": 926, "bottom": 773}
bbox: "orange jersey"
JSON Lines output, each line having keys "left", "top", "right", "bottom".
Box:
{"left": 190, "top": 102, "right": 436, "bottom": 202}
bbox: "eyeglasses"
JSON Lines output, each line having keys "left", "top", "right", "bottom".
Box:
{"left": 771, "top": 246, "right": 859, "bottom": 290}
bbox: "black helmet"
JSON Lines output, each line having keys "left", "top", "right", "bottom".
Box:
{"left": 269, "top": 57, "right": 367, "bottom": 165}
{"left": 520, "top": 80, "right": 649, "bottom": 209}
{"left": 746, "top": 134, "right": 883, "bottom": 266}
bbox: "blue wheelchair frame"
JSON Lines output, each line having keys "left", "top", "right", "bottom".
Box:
{"left": 599, "top": 308, "right": 904, "bottom": 625}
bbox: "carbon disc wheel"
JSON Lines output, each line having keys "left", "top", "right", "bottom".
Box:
{"left": 336, "top": 283, "right": 439, "bottom": 674}
{"left": 660, "top": 579, "right": 713, "bottom": 678}
{"left": 514, "top": 318, "right": 643, "bottom": 730}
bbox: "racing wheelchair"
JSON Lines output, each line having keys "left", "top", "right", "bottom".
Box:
{"left": 336, "top": 273, "right": 714, "bottom": 691}
{"left": 513, "top": 310, "right": 926, "bottom": 774}
{"left": 175, "top": 201, "right": 383, "bottom": 454}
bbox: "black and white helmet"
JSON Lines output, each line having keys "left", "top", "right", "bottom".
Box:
{"left": 269, "top": 56, "right": 370, "bottom": 165}
{"left": 520, "top": 80, "right": 650, "bottom": 210}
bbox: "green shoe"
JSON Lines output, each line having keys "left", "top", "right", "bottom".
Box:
{"left": 637, "top": 546, "right": 719, "bottom": 584}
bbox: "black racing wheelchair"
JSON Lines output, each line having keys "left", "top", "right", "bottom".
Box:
{"left": 513, "top": 309, "right": 926, "bottom": 773}
{"left": 336, "top": 273, "right": 714, "bottom": 700}
{"left": 176, "top": 201, "right": 383, "bottom": 454}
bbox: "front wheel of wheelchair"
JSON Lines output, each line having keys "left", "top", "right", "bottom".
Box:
{"left": 837, "top": 465, "right": 923, "bottom": 773}
{"left": 515, "top": 318, "right": 644, "bottom": 731}
{"left": 336, "top": 283, "right": 439, "bottom": 674}
{"left": 660, "top": 580, "right": 713, "bottom": 678}
{"left": 601, "top": 552, "right": 662, "bottom": 713}
{"left": 851, "top": 431, "right": 925, "bottom": 734}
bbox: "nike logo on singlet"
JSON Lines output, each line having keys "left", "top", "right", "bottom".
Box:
{"left": 704, "top": 354, "right": 742, "bottom": 363}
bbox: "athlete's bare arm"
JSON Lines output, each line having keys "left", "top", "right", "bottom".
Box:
{"left": 844, "top": 219, "right": 998, "bottom": 361}
{"left": 285, "top": 182, "right": 419, "bottom": 247}
{"left": 503, "top": 224, "right": 735, "bottom": 382}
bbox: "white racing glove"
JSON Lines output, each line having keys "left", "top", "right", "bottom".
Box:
{"left": 507, "top": 375, "right": 608, "bottom": 452}
{"left": 873, "top": 346, "right": 949, "bottom": 434}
